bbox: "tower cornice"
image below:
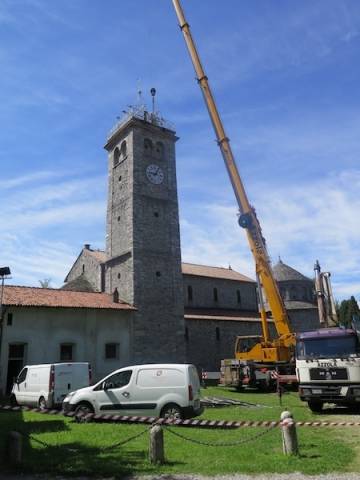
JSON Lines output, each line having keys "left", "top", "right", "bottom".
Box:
{"left": 105, "top": 114, "right": 177, "bottom": 151}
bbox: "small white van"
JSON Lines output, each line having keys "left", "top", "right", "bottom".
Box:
{"left": 11, "top": 363, "right": 91, "bottom": 409}
{"left": 63, "top": 364, "right": 203, "bottom": 419}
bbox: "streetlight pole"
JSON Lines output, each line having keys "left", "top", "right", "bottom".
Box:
{"left": 0, "top": 266, "right": 11, "bottom": 395}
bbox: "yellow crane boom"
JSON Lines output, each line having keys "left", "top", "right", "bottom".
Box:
{"left": 172, "top": 0, "right": 295, "bottom": 360}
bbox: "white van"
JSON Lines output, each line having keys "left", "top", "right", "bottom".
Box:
{"left": 63, "top": 364, "right": 203, "bottom": 419}
{"left": 11, "top": 363, "right": 91, "bottom": 409}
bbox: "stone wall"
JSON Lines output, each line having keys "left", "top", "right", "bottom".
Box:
{"left": 65, "top": 248, "right": 102, "bottom": 292}
{"left": 185, "top": 318, "right": 267, "bottom": 371}
{"left": 183, "top": 275, "right": 257, "bottom": 311}
{"left": 288, "top": 308, "right": 320, "bottom": 333}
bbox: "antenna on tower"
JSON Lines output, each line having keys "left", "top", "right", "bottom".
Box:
{"left": 150, "top": 87, "right": 156, "bottom": 114}
{"left": 137, "top": 79, "right": 143, "bottom": 105}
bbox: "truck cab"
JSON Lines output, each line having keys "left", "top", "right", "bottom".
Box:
{"left": 296, "top": 328, "right": 360, "bottom": 412}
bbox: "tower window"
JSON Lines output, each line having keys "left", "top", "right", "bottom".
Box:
{"left": 113, "top": 147, "right": 120, "bottom": 167}
{"left": 144, "top": 138, "right": 153, "bottom": 154}
{"left": 118, "top": 176, "right": 122, "bottom": 182}
{"left": 154, "top": 212, "right": 159, "bottom": 218}
{"left": 156, "top": 271, "right": 161, "bottom": 277}
{"left": 216, "top": 327, "right": 220, "bottom": 341}
{"left": 117, "top": 273, "right": 121, "bottom": 279}
{"left": 187, "top": 285, "right": 193, "bottom": 302}
{"left": 82, "top": 264, "right": 85, "bottom": 274}
{"left": 155, "top": 141, "right": 164, "bottom": 159}
{"left": 213, "top": 287, "right": 218, "bottom": 302}
{"left": 120, "top": 140, "right": 127, "bottom": 160}
{"left": 237, "top": 290, "right": 241, "bottom": 304}
{"left": 117, "top": 216, "right": 121, "bottom": 222}
{"left": 7, "top": 313, "right": 13, "bottom": 326}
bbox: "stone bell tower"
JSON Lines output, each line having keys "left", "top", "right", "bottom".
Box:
{"left": 104, "top": 100, "right": 185, "bottom": 363}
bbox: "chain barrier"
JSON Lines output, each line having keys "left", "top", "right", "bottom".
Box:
{"left": 21, "top": 425, "right": 151, "bottom": 453}
{"left": 163, "top": 423, "right": 278, "bottom": 447}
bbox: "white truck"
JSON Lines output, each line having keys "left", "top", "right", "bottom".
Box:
{"left": 296, "top": 328, "right": 360, "bottom": 412}
{"left": 10, "top": 362, "right": 91, "bottom": 409}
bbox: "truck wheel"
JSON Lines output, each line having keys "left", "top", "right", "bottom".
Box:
{"left": 308, "top": 400, "right": 323, "bottom": 413}
{"left": 39, "top": 397, "right": 47, "bottom": 410}
{"left": 160, "top": 403, "right": 182, "bottom": 420}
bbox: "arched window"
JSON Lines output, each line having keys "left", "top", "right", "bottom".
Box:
{"left": 187, "top": 285, "right": 193, "bottom": 302}
{"left": 213, "top": 287, "right": 218, "bottom": 302}
{"left": 184, "top": 327, "right": 189, "bottom": 342}
{"left": 216, "top": 327, "right": 220, "bottom": 341}
{"left": 237, "top": 290, "right": 241, "bottom": 304}
{"left": 302, "top": 286, "right": 308, "bottom": 301}
{"left": 144, "top": 138, "right": 153, "bottom": 154}
{"left": 120, "top": 140, "right": 127, "bottom": 159}
{"left": 113, "top": 147, "right": 120, "bottom": 167}
{"left": 155, "top": 141, "right": 164, "bottom": 159}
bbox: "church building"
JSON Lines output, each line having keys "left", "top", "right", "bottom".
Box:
{"left": 0, "top": 105, "right": 319, "bottom": 394}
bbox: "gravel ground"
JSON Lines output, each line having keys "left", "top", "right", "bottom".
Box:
{"left": 2, "top": 474, "right": 360, "bottom": 480}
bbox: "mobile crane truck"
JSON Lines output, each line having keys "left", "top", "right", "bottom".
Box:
{"left": 172, "top": 0, "right": 296, "bottom": 389}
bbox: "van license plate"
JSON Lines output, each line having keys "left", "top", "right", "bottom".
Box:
{"left": 312, "top": 389, "right": 322, "bottom": 394}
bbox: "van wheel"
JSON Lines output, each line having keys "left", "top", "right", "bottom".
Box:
{"left": 39, "top": 397, "right": 47, "bottom": 410}
{"left": 160, "top": 403, "right": 182, "bottom": 420}
{"left": 75, "top": 402, "right": 94, "bottom": 422}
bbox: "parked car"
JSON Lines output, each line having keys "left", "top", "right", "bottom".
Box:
{"left": 63, "top": 363, "right": 203, "bottom": 419}
{"left": 10, "top": 362, "right": 92, "bottom": 409}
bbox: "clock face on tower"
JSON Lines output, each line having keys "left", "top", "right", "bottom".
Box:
{"left": 146, "top": 164, "right": 164, "bottom": 185}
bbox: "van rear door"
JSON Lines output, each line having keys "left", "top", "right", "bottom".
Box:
{"left": 188, "top": 365, "right": 201, "bottom": 409}
{"left": 54, "top": 363, "right": 90, "bottom": 405}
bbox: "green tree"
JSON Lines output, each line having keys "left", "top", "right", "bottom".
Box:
{"left": 337, "top": 296, "right": 360, "bottom": 327}
{"left": 38, "top": 278, "right": 52, "bottom": 288}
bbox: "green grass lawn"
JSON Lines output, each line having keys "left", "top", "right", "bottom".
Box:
{"left": 1, "top": 386, "right": 359, "bottom": 477}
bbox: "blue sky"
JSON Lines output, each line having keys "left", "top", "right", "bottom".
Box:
{"left": 0, "top": 0, "right": 359, "bottom": 302}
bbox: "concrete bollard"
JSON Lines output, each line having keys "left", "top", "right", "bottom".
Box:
{"left": 280, "top": 411, "right": 298, "bottom": 456}
{"left": 6, "top": 431, "right": 23, "bottom": 465}
{"left": 149, "top": 424, "right": 165, "bottom": 464}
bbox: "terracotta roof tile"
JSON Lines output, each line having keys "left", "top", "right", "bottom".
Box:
{"left": 2, "top": 286, "right": 135, "bottom": 310}
{"left": 181, "top": 263, "right": 254, "bottom": 282}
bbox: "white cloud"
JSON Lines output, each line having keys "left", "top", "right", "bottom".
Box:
{"left": 180, "top": 169, "right": 360, "bottom": 302}
{"left": 0, "top": 171, "right": 61, "bottom": 189}
{"left": 0, "top": 170, "right": 106, "bottom": 286}
{"left": 2, "top": 235, "right": 77, "bottom": 287}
